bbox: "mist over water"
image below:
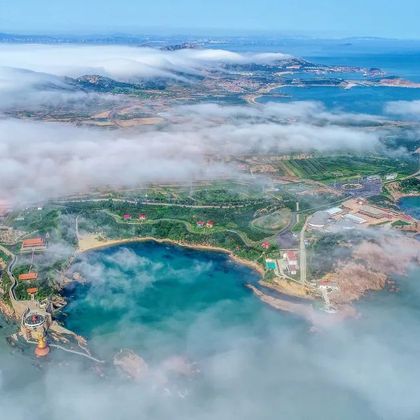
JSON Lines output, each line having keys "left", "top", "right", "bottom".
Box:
{"left": 29, "top": 243, "right": 418, "bottom": 419}
{"left": 0, "top": 243, "right": 419, "bottom": 419}
{"left": 63, "top": 242, "right": 279, "bottom": 362}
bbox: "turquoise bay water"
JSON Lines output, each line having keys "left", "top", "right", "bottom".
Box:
{"left": 399, "top": 196, "right": 420, "bottom": 219}
{"left": 63, "top": 242, "right": 299, "bottom": 362}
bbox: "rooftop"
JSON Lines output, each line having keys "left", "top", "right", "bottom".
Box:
{"left": 18, "top": 272, "right": 38, "bottom": 281}
{"left": 22, "top": 238, "right": 45, "bottom": 248}
{"left": 326, "top": 207, "right": 343, "bottom": 215}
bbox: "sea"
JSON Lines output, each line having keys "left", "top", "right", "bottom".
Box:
{"left": 257, "top": 52, "right": 420, "bottom": 116}
{"left": 225, "top": 38, "right": 420, "bottom": 115}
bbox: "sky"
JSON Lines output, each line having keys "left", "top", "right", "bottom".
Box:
{"left": 1, "top": 0, "right": 420, "bottom": 39}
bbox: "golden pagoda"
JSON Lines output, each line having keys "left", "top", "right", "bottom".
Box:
{"left": 34, "top": 335, "right": 50, "bottom": 358}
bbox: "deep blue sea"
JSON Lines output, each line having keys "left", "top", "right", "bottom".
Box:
{"left": 250, "top": 41, "right": 420, "bottom": 115}
{"left": 259, "top": 85, "right": 420, "bottom": 115}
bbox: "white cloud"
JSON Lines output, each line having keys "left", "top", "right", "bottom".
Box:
{"left": 0, "top": 44, "right": 291, "bottom": 81}
{"left": 385, "top": 100, "right": 420, "bottom": 119}
{"left": 0, "top": 101, "right": 385, "bottom": 204}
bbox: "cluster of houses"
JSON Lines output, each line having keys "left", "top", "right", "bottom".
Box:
{"left": 121, "top": 213, "right": 217, "bottom": 230}
{"left": 196, "top": 220, "right": 215, "bottom": 229}
{"left": 123, "top": 213, "right": 148, "bottom": 221}
{"left": 18, "top": 237, "right": 48, "bottom": 299}
{"left": 18, "top": 272, "right": 39, "bottom": 299}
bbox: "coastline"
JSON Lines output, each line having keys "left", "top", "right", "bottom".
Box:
{"left": 74, "top": 235, "right": 322, "bottom": 317}
{"left": 76, "top": 234, "right": 265, "bottom": 276}
{"left": 0, "top": 301, "right": 16, "bottom": 320}
{"left": 244, "top": 83, "right": 285, "bottom": 105}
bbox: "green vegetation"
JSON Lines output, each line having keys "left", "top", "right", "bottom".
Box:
{"left": 73, "top": 199, "right": 281, "bottom": 243}
{"left": 0, "top": 270, "right": 12, "bottom": 308}
{"left": 0, "top": 249, "right": 11, "bottom": 265}
{"left": 397, "top": 178, "right": 420, "bottom": 194}
{"left": 391, "top": 220, "right": 411, "bottom": 227}
{"left": 12, "top": 208, "right": 59, "bottom": 234}
{"left": 291, "top": 217, "right": 306, "bottom": 234}
{"left": 283, "top": 155, "right": 418, "bottom": 182}
{"left": 368, "top": 194, "right": 399, "bottom": 210}
{"left": 13, "top": 262, "right": 56, "bottom": 301}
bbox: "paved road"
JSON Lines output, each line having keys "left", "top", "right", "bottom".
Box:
{"left": 56, "top": 197, "right": 247, "bottom": 209}
{"left": 7, "top": 255, "right": 17, "bottom": 302}
{"left": 299, "top": 219, "right": 308, "bottom": 285}
{"left": 104, "top": 210, "right": 266, "bottom": 248}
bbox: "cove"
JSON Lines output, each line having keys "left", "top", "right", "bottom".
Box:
{"left": 62, "top": 241, "right": 299, "bottom": 362}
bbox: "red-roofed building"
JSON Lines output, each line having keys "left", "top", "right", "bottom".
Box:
{"left": 139, "top": 213, "right": 147, "bottom": 221}
{"left": 261, "top": 241, "right": 271, "bottom": 250}
{"left": 206, "top": 220, "right": 215, "bottom": 228}
{"left": 123, "top": 214, "right": 132, "bottom": 220}
{"left": 21, "top": 238, "right": 46, "bottom": 253}
{"left": 196, "top": 221, "right": 205, "bottom": 228}
{"left": 19, "top": 272, "right": 38, "bottom": 281}
{"left": 27, "top": 287, "right": 38, "bottom": 294}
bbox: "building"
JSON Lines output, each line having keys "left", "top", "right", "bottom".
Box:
{"left": 344, "top": 214, "right": 366, "bottom": 224}
{"left": 123, "top": 214, "right": 132, "bottom": 220}
{"left": 196, "top": 221, "right": 205, "bottom": 228}
{"left": 20, "top": 309, "right": 51, "bottom": 357}
{"left": 261, "top": 241, "right": 271, "bottom": 250}
{"left": 358, "top": 205, "right": 389, "bottom": 219}
{"left": 308, "top": 211, "right": 330, "bottom": 229}
{"left": 206, "top": 220, "right": 215, "bottom": 228}
{"left": 20, "top": 309, "right": 51, "bottom": 341}
{"left": 325, "top": 207, "right": 343, "bottom": 216}
{"left": 18, "top": 272, "right": 38, "bottom": 281}
{"left": 139, "top": 213, "right": 147, "bottom": 221}
{"left": 21, "top": 238, "right": 46, "bottom": 253}
{"left": 283, "top": 251, "right": 299, "bottom": 275}
{"left": 27, "top": 288, "right": 39, "bottom": 300}
{"left": 385, "top": 173, "right": 398, "bottom": 181}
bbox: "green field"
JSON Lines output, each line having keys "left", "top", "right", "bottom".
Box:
{"left": 282, "top": 155, "right": 418, "bottom": 182}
